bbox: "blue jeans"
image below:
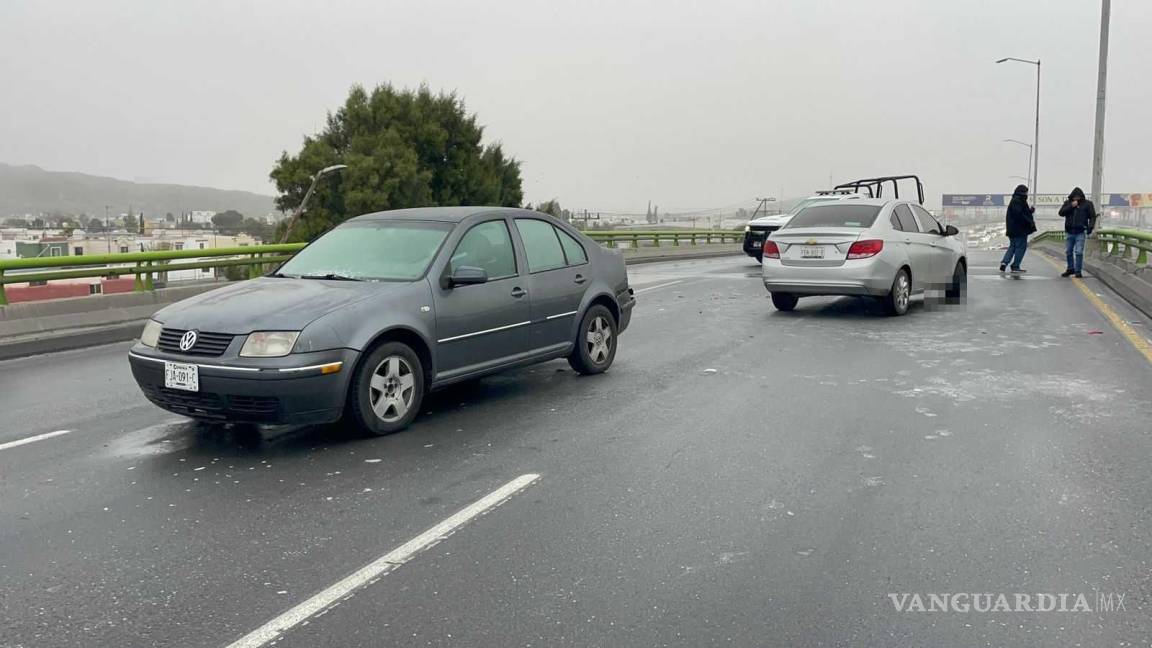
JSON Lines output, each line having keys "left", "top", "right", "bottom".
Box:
{"left": 1000, "top": 236, "right": 1028, "bottom": 269}
{"left": 1065, "top": 232, "right": 1087, "bottom": 273}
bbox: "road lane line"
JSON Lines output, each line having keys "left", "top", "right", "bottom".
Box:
{"left": 0, "top": 430, "right": 71, "bottom": 452}
{"left": 225, "top": 473, "right": 542, "bottom": 648}
{"left": 634, "top": 280, "right": 684, "bottom": 294}
{"left": 1038, "top": 253, "right": 1152, "bottom": 366}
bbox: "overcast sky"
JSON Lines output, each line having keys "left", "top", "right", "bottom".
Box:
{"left": 2, "top": 0, "right": 1149, "bottom": 211}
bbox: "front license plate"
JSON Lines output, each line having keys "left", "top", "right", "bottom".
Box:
{"left": 164, "top": 361, "right": 199, "bottom": 392}
{"left": 800, "top": 246, "right": 825, "bottom": 259}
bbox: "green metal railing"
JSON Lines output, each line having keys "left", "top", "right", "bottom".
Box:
{"left": 0, "top": 230, "right": 741, "bottom": 306}
{"left": 0, "top": 244, "right": 305, "bottom": 305}
{"left": 585, "top": 230, "right": 742, "bottom": 248}
{"left": 1032, "top": 228, "right": 1152, "bottom": 267}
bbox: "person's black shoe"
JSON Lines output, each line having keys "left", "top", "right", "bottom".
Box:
{"left": 999, "top": 264, "right": 1007, "bottom": 272}
{"left": 1074, "top": 272, "right": 1084, "bottom": 278}
{"left": 1010, "top": 267, "right": 1026, "bottom": 273}
{"left": 1061, "top": 270, "right": 1074, "bottom": 277}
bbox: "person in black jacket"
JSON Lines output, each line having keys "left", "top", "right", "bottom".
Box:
{"left": 999, "top": 184, "right": 1036, "bottom": 273}
{"left": 1058, "top": 187, "right": 1097, "bottom": 278}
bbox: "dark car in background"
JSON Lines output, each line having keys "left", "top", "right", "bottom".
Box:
{"left": 128, "top": 207, "right": 634, "bottom": 435}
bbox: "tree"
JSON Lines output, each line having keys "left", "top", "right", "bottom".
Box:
{"left": 31, "top": 218, "right": 45, "bottom": 229}
{"left": 240, "top": 217, "right": 273, "bottom": 241}
{"left": 212, "top": 210, "right": 245, "bottom": 232}
{"left": 165, "top": 212, "right": 175, "bottom": 222}
{"left": 270, "top": 83, "right": 523, "bottom": 242}
{"left": 121, "top": 214, "right": 136, "bottom": 229}
{"left": 3, "top": 218, "right": 30, "bottom": 228}
{"left": 535, "top": 199, "right": 562, "bottom": 218}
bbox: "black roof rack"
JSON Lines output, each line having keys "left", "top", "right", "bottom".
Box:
{"left": 833, "top": 175, "right": 925, "bottom": 205}
{"left": 813, "top": 189, "right": 857, "bottom": 196}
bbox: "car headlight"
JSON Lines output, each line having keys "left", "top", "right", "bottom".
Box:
{"left": 744, "top": 225, "right": 751, "bottom": 233}
{"left": 140, "top": 319, "right": 163, "bottom": 347}
{"left": 240, "top": 331, "right": 300, "bottom": 358}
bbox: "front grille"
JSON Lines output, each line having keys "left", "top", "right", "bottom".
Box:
{"left": 142, "top": 386, "right": 281, "bottom": 421}
{"left": 157, "top": 328, "right": 235, "bottom": 357}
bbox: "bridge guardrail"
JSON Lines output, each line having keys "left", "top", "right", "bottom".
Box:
{"left": 0, "top": 230, "right": 741, "bottom": 305}
{"left": 1032, "top": 228, "right": 1152, "bottom": 267}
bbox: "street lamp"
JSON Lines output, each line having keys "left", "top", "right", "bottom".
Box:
{"left": 1002, "top": 139, "right": 1033, "bottom": 191}
{"left": 996, "top": 57, "right": 1040, "bottom": 207}
{"left": 278, "top": 164, "right": 348, "bottom": 243}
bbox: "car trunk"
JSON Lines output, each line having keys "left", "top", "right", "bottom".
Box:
{"left": 771, "top": 228, "right": 864, "bottom": 267}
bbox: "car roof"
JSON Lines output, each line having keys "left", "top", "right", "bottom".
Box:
{"left": 798, "top": 197, "right": 898, "bottom": 208}
{"left": 349, "top": 206, "right": 543, "bottom": 224}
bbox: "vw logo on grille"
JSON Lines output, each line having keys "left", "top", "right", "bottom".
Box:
{"left": 178, "top": 330, "right": 199, "bottom": 351}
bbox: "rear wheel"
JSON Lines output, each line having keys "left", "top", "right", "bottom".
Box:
{"left": 884, "top": 268, "right": 911, "bottom": 316}
{"left": 770, "top": 292, "right": 798, "bottom": 311}
{"left": 568, "top": 305, "right": 617, "bottom": 375}
{"left": 945, "top": 261, "right": 966, "bottom": 303}
{"left": 349, "top": 341, "right": 425, "bottom": 436}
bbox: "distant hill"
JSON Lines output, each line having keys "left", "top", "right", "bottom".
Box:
{"left": 0, "top": 163, "right": 277, "bottom": 219}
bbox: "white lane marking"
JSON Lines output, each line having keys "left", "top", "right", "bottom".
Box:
{"left": 225, "top": 473, "right": 541, "bottom": 648}
{"left": 634, "top": 280, "right": 684, "bottom": 294}
{"left": 0, "top": 429, "right": 71, "bottom": 452}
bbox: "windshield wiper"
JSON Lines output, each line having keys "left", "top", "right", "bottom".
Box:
{"left": 299, "top": 273, "right": 363, "bottom": 281}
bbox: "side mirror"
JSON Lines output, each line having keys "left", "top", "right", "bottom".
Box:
{"left": 447, "top": 265, "right": 488, "bottom": 287}
{"left": 944, "top": 225, "right": 960, "bottom": 236}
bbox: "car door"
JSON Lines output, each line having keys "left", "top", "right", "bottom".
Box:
{"left": 912, "top": 205, "right": 957, "bottom": 284}
{"left": 891, "top": 204, "right": 936, "bottom": 291}
{"left": 513, "top": 218, "right": 589, "bottom": 353}
{"left": 432, "top": 218, "right": 531, "bottom": 377}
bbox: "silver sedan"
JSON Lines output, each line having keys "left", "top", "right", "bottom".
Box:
{"left": 761, "top": 199, "right": 967, "bottom": 315}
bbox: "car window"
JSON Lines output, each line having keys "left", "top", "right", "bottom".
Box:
{"left": 893, "top": 205, "right": 920, "bottom": 232}
{"left": 277, "top": 220, "right": 452, "bottom": 281}
{"left": 450, "top": 220, "right": 517, "bottom": 279}
{"left": 912, "top": 205, "right": 942, "bottom": 234}
{"left": 515, "top": 219, "right": 568, "bottom": 272}
{"left": 782, "top": 205, "right": 882, "bottom": 229}
{"left": 556, "top": 227, "right": 588, "bottom": 265}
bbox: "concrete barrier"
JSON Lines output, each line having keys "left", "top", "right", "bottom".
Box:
{"left": 0, "top": 245, "right": 743, "bottom": 361}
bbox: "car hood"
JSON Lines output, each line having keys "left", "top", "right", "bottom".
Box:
{"left": 749, "top": 214, "right": 794, "bottom": 227}
{"left": 153, "top": 277, "right": 395, "bottom": 333}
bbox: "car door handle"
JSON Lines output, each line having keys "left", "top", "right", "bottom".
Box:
{"left": 573, "top": 274, "right": 586, "bottom": 285}
{"left": 511, "top": 287, "right": 527, "bottom": 298}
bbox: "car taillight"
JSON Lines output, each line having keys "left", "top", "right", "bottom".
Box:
{"left": 762, "top": 240, "right": 780, "bottom": 259}
{"left": 847, "top": 239, "right": 884, "bottom": 259}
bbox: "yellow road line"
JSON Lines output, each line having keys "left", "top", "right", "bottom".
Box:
{"left": 1037, "top": 252, "right": 1152, "bottom": 366}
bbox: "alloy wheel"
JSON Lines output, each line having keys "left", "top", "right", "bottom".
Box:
{"left": 369, "top": 356, "right": 415, "bottom": 423}
{"left": 586, "top": 316, "right": 613, "bottom": 365}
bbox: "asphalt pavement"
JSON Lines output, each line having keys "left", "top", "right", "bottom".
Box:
{"left": 1, "top": 251, "right": 1150, "bottom": 647}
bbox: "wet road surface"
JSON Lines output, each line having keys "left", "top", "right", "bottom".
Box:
{"left": 1, "top": 252, "right": 1150, "bottom": 647}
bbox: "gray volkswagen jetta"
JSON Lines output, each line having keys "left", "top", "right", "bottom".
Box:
{"left": 128, "top": 207, "right": 634, "bottom": 434}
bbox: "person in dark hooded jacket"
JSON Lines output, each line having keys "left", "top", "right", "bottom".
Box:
{"left": 1058, "top": 187, "right": 1096, "bottom": 278}
{"left": 999, "top": 184, "right": 1036, "bottom": 272}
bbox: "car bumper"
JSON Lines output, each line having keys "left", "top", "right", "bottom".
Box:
{"left": 762, "top": 257, "right": 898, "bottom": 297}
{"left": 743, "top": 228, "right": 777, "bottom": 258}
{"left": 618, "top": 288, "right": 635, "bottom": 333}
{"left": 128, "top": 344, "right": 359, "bottom": 425}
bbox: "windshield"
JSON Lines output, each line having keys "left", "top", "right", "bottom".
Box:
{"left": 782, "top": 204, "right": 882, "bottom": 229}
{"left": 277, "top": 220, "right": 452, "bottom": 281}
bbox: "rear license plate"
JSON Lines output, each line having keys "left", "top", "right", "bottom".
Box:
{"left": 800, "top": 246, "right": 825, "bottom": 259}
{"left": 164, "top": 361, "right": 199, "bottom": 392}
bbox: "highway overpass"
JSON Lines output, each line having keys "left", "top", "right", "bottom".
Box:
{"left": 1, "top": 249, "right": 1150, "bottom": 647}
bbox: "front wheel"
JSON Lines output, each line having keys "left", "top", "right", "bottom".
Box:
{"left": 945, "top": 261, "right": 966, "bottom": 303}
{"left": 349, "top": 341, "right": 425, "bottom": 436}
{"left": 884, "top": 268, "right": 911, "bottom": 316}
{"left": 770, "top": 292, "right": 798, "bottom": 311}
{"left": 568, "top": 305, "right": 617, "bottom": 375}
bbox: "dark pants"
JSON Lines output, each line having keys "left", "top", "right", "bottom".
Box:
{"left": 1000, "top": 236, "right": 1028, "bottom": 269}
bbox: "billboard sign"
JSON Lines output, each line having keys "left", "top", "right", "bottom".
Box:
{"left": 942, "top": 194, "right": 1134, "bottom": 208}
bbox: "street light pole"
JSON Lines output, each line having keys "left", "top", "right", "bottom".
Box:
{"left": 1003, "top": 139, "right": 1033, "bottom": 190}
{"left": 1091, "top": 0, "right": 1111, "bottom": 210}
{"left": 997, "top": 57, "right": 1041, "bottom": 207}
{"left": 278, "top": 164, "right": 348, "bottom": 243}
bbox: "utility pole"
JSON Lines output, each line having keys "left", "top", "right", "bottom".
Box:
{"left": 1090, "top": 0, "right": 1111, "bottom": 211}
